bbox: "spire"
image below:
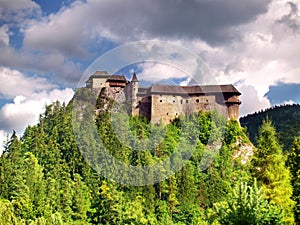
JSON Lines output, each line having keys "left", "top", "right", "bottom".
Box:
{"left": 131, "top": 72, "right": 138, "bottom": 82}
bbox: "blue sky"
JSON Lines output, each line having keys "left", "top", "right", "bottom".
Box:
{"left": 0, "top": 0, "right": 300, "bottom": 148}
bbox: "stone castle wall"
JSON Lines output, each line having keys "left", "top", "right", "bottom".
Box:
{"left": 99, "top": 86, "right": 240, "bottom": 123}
{"left": 150, "top": 94, "right": 228, "bottom": 124}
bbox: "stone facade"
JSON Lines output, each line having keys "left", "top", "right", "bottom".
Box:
{"left": 86, "top": 71, "right": 241, "bottom": 124}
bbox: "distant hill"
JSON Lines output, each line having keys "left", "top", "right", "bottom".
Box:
{"left": 240, "top": 104, "right": 300, "bottom": 151}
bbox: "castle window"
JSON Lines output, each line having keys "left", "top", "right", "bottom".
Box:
{"left": 176, "top": 113, "right": 178, "bottom": 116}
{"left": 186, "top": 100, "right": 189, "bottom": 103}
{"left": 173, "top": 100, "right": 175, "bottom": 103}
{"left": 206, "top": 99, "right": 209, "bottom": 102}
{"left": 196, "top": 99, "right": 199, "bottom": 103}
{"left": 180, "top": 99, "right": 183, "bottom": 104}
{"left": 160, "top": 100, "right": 162, "bottom": 102}
{"left": 167, "top": 113, "right": 169, "bottom": 115}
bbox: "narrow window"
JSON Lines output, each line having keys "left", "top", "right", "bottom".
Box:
{"left": 196, "top": 99, "right": 199, "bottom": 103}
{"left": 173, "top": 100, "right": 175, "bottom": 103}
{"left": 167, "top": 113, "right": 169, "bottom": 115}
{"left": 180, "top": 99, "right": 183, "bottom": 104}
{"left": 160, "top": 100, "right": 162, "bottom": 102}
{"left": 186, "top": 99, "right": 189, "bottom": 103}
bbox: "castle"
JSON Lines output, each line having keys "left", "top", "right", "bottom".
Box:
{"left": 86, "top": 71, "right": 241, "bottom": 124}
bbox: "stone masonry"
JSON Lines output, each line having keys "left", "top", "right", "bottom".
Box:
{"left": 86, "top": 71, "right": 241, "bottom": 124}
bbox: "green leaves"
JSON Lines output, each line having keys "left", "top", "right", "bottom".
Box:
{"left": 288, "top": 136, "right": 300, "bottom": 223}
{"left": 210, "top": 179, "right": 283, "bottom": 225}
{"left": 252, "top": 119, "right": 295, "bottom": 224}
{"left": 0, "top": 96, "right": 283, "bottom": 224}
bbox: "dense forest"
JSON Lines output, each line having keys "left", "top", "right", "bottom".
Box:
{"left": 240, "top": 104, "right": 300, "bottom": 151}
{"left": 0, "top": 89, "right": 300, "bottom": 224}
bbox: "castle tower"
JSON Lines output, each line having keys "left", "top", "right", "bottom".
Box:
{"left": 131, "top": 73, "right": 139, "bottom": 116}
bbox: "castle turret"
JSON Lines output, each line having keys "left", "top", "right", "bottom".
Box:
{"left": 131, "top": 73, "right": 139, "bottom": 115}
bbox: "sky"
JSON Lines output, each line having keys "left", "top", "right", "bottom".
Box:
{"left": 0, "top": 0, "right": 300, "bottom": 151}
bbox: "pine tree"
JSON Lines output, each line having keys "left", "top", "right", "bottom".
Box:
{"left": 288, "top": 136, "right": 300, "bottom": 223}
{"left": 251, "top": 119, "right": 295, "bottom": 224}
{"left": 211, "top": 179, "right": 283, "bottom": 224}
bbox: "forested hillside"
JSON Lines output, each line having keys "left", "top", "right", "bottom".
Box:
{"left": 0, "top": 90, "right": 299, "bottom": 224}
{"left": 240, "top": 104, "right": 300, "bottom": 151}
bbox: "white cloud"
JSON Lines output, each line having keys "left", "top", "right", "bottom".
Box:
{"left": 2, "top": 0, "right": 300, "bottom": 117}
{"left": 0, "top": 0, "right": 41, "bottom": 22}
{"left": 0, "top": 88, "right": 74, "bottom": 135}
{"left": 22, "top": 0, "right": 271, "bottom": 57}
{"left": 0, "top": 130, "right": 9, "bottom": 155}
{"left": 182, "top": 0, "right": 300, "bottom": 114}
{"left": 0, "top": 25, "right": 9, "bottom": 47}
{"left": 237, "top": 85, "right": 271, "bottom": 116}
{"left": 0, "top": 48, "right": 82, "bottom": 84}
{"left": 283, "top": 100, "right": 296, "bottom": 105}
{"left": 137, "top": 62, "right": 188, "bottom": 83}
{"left": 0, "top": 67, "right": 56, "bottom": 99}
{"left": 23, "top": 0, "right": 90, "bottom": 57}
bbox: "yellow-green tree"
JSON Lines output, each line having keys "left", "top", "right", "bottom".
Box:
{"left": 251, "top": 119, "right": 295, "bottom": 224}
{"left": 288, "top": 136, "right": 300, "bottom": 223}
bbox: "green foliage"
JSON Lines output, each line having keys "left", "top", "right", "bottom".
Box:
{"left": 0, "top": 91, "right": 283, "bottom": 224}
{"left": 210, "top": 179, "right": 283, "bottom": 225}
{"left": 240, "top": 104, "right": 300, "bottom": 151}
{"left": 288, "top": 136, "right": 300, "bottom": 224}
{"left": 0, "top": 198, "right": 19, "bottom": 225}
{"left": 251, "top": 119, "right": 295, "bottom": 224}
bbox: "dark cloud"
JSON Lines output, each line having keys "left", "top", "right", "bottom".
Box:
{"left": 0, "top": 46, "right": 82, "bottom": 85}
{"left": 23, "top": 0, "right": 272, "bottom": 57}
{"left": 89, "top": 0, "right": 271, "bottom": 45}
{"left": 277, "top": 1, "right": 300, "bottom": 33}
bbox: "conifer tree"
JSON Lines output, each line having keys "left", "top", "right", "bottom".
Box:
{"left": 251, "top": 119, "right": 295, "bottom": 224}
{"left": 211, "top": 179, "right": 283, "bottom": 224}
{"left": 288, "top": 136, "right": 300, "bottom": 223}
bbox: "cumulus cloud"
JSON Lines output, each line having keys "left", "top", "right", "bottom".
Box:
{"left": 0, "top": 0, "right": 41, "bottom": 22}
{"left": 0, "top": 130, "right": 9, "bottom": 155}
{"left": 0, "top": 67, "right": 55, "bottom": 99}
{"left": 182, "top": 0, "right": 300, "bottom": 114}
{"left": 276, "top": 1, "right": 300, "bottom": 33}
{"left": 22, "top": 0, "right": 271, "bottom": 57}
{"left": 137, "top": 62, "right": 187, "bottom": 83}
{"left": 0, "top": 88, "right": 74, "bottom": 135}
{"left": 0, "top": 47, "right": 82, "bottom": 85}
{"left": 237, "top": 85, "right": 271, "bottom": 116}
{"left": 0, "top": 25, "right": 9, "bottom": 47}
{"left": 2, "top": 0, "right": 300, "bottom": 117}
